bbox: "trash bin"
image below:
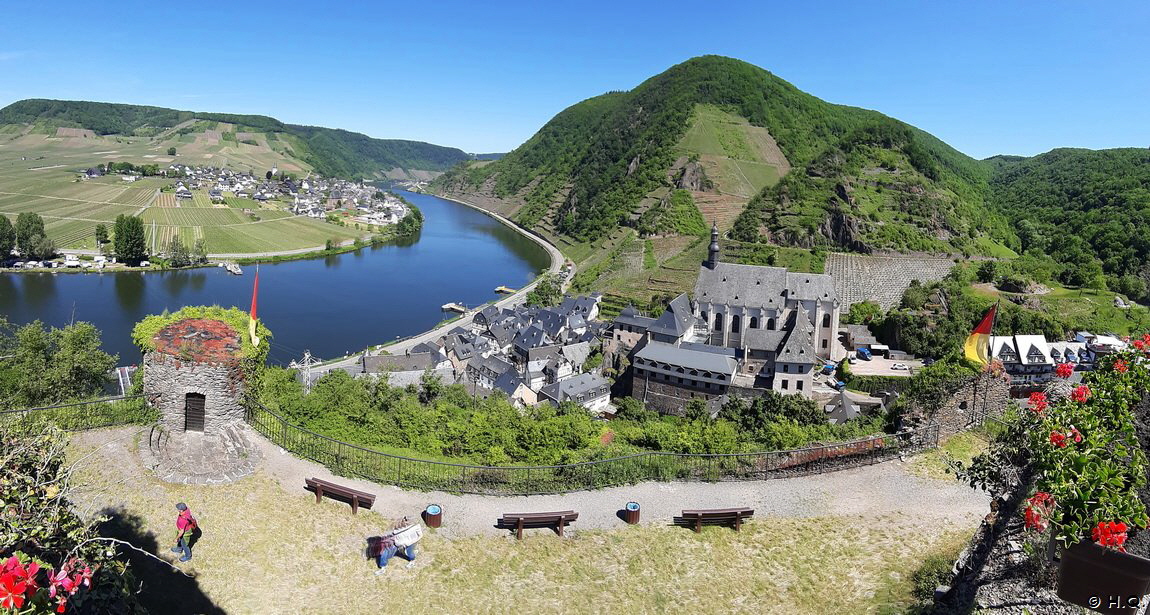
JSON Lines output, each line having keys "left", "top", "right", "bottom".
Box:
{"left": 423, "top": 504, "right": 442, "bottom": 528}
{"left": 623, "top": 501, "right": 640, "bottom": 525}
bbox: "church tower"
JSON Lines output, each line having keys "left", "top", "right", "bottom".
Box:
{"left": 704, "top": 222, "right": 720, "bottom": 269}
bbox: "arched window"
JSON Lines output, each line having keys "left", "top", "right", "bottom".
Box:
{"left": 731, "top": 315, "right": 741, "bottom": 334}
{"left": 714, "top": 313, "right": 724, "bottom": 331}
{"left": 822, "top": 313, "right": 831, "bottom": 328}
{"left": 767, "top": 318, "right": 775, "bottom": 330}
{"left": 750, "top": 316, "right": 759, "bottom": 329}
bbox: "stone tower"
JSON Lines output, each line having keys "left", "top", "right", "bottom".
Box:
{"left": 141, "top": 318, "right": 260, "bottom": 484}
{"left": 704, "top": 221, "right": 720, "bottom": 269}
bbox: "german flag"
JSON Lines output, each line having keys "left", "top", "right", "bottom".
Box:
{"left": 964, "top": 303, "right": 997, "bottom": 364}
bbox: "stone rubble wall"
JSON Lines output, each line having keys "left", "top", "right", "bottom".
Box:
{"left": 143, "top": 351, "right": 246, "bottom": 437}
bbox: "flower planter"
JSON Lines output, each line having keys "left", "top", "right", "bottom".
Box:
{"left": 1058, "top": 540, "right": 1150, "bottom": 614}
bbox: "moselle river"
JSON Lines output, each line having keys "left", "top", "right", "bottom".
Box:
{"left": 0, "top": 191, "right": 550, "bottom": 365}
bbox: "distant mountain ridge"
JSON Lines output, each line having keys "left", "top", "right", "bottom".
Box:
{"left": 431, "top": 55, "right": 1016, "bottom": 258}
{"left": 0, "top": 98, "right": 469, "bottom": 178}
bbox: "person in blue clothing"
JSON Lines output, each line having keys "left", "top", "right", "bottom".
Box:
{"left": 368, "top": 517, "right": 418, "bottom": 574}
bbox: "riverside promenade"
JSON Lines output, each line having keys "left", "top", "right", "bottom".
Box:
{"left": 312, "top": 195, "right": 569, "bottom": 376}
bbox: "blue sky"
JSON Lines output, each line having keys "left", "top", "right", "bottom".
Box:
{"left": 1, "top": 1, "right": 1147, "bottom": 157}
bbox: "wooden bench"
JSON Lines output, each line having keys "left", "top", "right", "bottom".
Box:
{"left": 305, "top": 477, "right": 376, "bottom": 515}
{"left": 679, "top": 507, "right": 754, "bottom": 533}
{"left": 498, "top": 511, "right": 578, "bottom": 539}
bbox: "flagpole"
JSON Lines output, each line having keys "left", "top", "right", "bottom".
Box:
{"left": 981, "top": 300, "right": 1000, "bottom": 423}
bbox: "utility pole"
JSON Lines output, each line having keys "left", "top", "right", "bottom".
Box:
{"left": 289, "top": 350, "right": 321, "bottom": 393}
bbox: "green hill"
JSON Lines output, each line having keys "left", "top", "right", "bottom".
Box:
{"left": 988, "top": 147, "right": 1150, "bottom": 298}
{"left": 432, "top": 55, "right": 1015, "bottom": 258}
{"left": 0, "top": 99, "right": 469, "bottom": 178}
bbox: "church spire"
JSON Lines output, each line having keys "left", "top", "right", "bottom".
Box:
{"left": 705, "top": 221, "right": 720, "bottom": 269}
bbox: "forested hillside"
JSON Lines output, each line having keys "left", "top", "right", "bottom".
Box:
{"left": 0, "top": 99, "right": 469, "bottom": 178}
{"left": 989, "top": 148, "right": 1150, "bottom": 297}
{"left": 432, "top": 55, "right": 1015, "bottom": 257}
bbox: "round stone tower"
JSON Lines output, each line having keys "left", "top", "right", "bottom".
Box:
{"left": 141, "top": 318, "right": 260, "bottom": 484}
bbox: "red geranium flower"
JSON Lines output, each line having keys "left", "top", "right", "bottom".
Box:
{"left": 1055, "top": 362, "right": 1075, "bottom": 379}
{"left": 1115, "top": 359, "right": 1130, "bottom": 373}
{"left": 1070, "top": 426, "right": 1083, "bottom": 443}
{"left": 1028, "top": 392, "right": 1049, "bottom": 415}
{"left": 1071, "top": 385, "right": 1091, "bottom": 403}
{"left": 1093, "top": 521, "right": 1129, "bottom": 552}
{"left": 1050, "top": 431, "right": 1068, "bottom": 448}
{"left": 1024, "top": 492, "right": 1055, "bottom": 532}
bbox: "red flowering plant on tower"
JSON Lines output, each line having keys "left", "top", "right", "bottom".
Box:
{"left": 1022, "top": 347, "right": 1150, "bottom": 551}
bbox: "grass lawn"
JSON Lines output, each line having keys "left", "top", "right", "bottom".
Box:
{"left": 68, "top": 434, "right": 973, "bottom": 614}
{"left": 908, "top": 430, "right": 991, "bottom": 481}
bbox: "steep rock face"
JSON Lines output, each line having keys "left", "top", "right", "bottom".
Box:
{"left": 818, "top": 209, "right": 870, "bottom": 253}
{"left": 675, "top": 160, "right": 711, "bottom": 191}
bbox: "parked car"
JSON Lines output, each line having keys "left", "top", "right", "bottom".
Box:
{"left": 891, "top": 363, "right": 909, "bottom": 371}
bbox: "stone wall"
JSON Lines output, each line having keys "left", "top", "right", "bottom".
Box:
{"left": 143, "top": 351, "right": 246, "bottom": 436}
{"left": 631, "top": 378, "right": 725, "bottom": 416}
{"left": 932, "top": 372, "right": 1011, "bottom": 439}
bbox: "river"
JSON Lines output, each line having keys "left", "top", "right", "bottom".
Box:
{"left": 0, "top": 191, "right": 551, "bottom": 364}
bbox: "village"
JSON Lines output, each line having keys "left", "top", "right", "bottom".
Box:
{"left": 321, "top": 224, "right": 1125, "bottom": 425}
{"left": 85, "top": 162, "right": 412, "bottom": 227}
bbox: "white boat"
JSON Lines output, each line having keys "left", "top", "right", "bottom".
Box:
{"left": 225, "top": 263, "right": 243, "bottom": 275}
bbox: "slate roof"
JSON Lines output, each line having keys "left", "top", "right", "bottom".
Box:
{"left": 634, "top": 342, "right": 738, "bottom": 375}
{"left": 539, "top": 372, "right": 610, "bottom": 404}
{"left": 694, "top": 262, "right": 837, "bottom": 307}
{"left": 743, "top": 328, "right": 788, "bottom": 353}
{"left": 560, "top": 341, "right": 591, "bottom": 366}
{"left": 613, "top": 306, "right": 656, "bottom": 330}
{"left": 777, "top": 313, "right": 818, "bottom": 364}
{"left": 492, "top": 370, "right": 526, "bottom": 396}
{"left": 470, "top": 354, "right": 513, "bottom": 380}
{"left": 514, "top": 324, "right": 553, "bottom": 351}
{"left": 475, "top": 305, "right": 501, "bottom": 326}
{"left": 559, "top": 295, "right": 598, "bottom": 317}
{"left": 362, "top": 353, "right": 434, "bottom": 373}
{"left": 647, "top": 293, "right": 695, "bottom": 339}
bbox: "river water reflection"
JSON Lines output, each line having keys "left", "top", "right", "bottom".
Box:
{"left": 0, "top": 191, "right": 550, "bottom": 364}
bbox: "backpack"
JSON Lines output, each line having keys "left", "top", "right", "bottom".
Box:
{"left": 392, "top": 524, "right": 423, "bottom": 548}
{"left": 181, "top": 510, "right": 199, "bottom": 531}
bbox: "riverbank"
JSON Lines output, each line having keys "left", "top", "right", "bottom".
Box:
{"left": 313, "top": 193, "right": 568, "bottom": 370}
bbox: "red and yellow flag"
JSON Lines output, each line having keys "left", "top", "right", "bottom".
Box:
{"left": 964, "top": 303, "right": 997, "bottom": 364}
{"left": 249, "top": 266, "right": 260, "bottom": 347}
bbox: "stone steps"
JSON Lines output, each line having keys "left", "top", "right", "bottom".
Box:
{"left": 140, "top": 422, "right": 261, "bottom": 485}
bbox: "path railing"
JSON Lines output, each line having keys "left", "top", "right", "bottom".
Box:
{"left": 0, "top": 395, "right": 154, "bottom": 434}
{"left": 246, "top": 402, "right": 939, "bottom": 495}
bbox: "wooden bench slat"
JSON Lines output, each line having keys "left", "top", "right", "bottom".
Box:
{"left": 680, "top": 507, "right": 754, "bottom": 533}
{"left": 498, "top": 511, "right": 578, "bottom": 539}
{"left": 305, "top": 477, "right": 376, "bottom": 514}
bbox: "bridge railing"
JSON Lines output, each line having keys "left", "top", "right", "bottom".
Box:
{"left": 246, "top": 401, "right": 939, "bottom": 495}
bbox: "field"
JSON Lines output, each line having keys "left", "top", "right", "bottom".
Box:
{"left": 0, "top": 151, "right": 366, "bottom": 254}
{"left": 676, "top": 104, "right": 790, "bottom": 199}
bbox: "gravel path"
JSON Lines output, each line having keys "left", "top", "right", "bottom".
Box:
{"left": 252, "top": 428, "right": 989, "bottom": 538}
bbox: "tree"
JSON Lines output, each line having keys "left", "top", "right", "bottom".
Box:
{"left": 976, "top": 261, "right": 998, "bottom": 283}
{"left": 167, "top": 146, "right": 176, "bottom": 156}
{"left": 29, "top": 234, "right": 56, "bottom": 260}
{"left": 844, "top": 300, "right": 881, "bottom": 325}
{"left": 168, "top": 236, "right": 191, "bottom": 267}
{"left": 526, "top": 272, "right": 564, "bottom": 307}
{"left": 112, "top": 214, "right": 147, "bottom": 264}
{"left": 94, "top": 223, "right": 108, "bottom": 245}
{"left": 193, "top": 238, "right": 209, "bottom": 264}
{"left": 15, "top": 212, "right": 45, "bottom": 254}
{"left": 0, "top": 214, "right": 14, "bottom": 257}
